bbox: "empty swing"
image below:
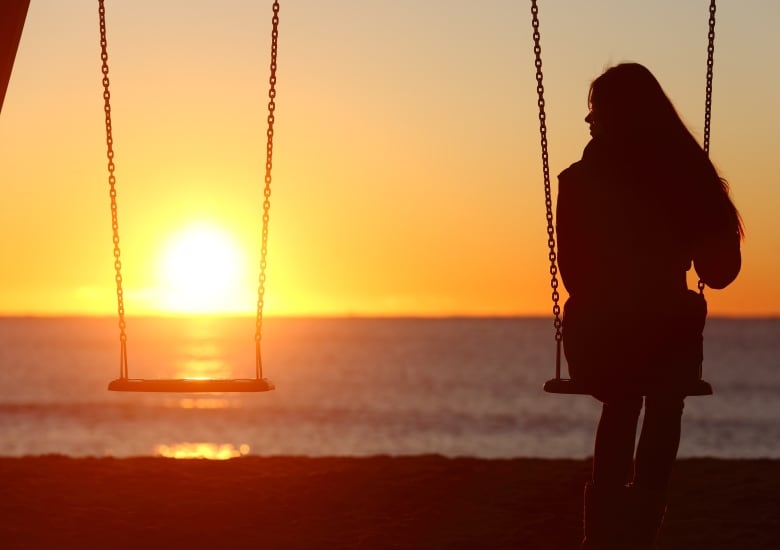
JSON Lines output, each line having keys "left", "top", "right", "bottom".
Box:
{"left": 531, "top": 0, "right": 717, "bottom": 396}
{"left": 101, "top": 0, "right": 280, "bottom": 393}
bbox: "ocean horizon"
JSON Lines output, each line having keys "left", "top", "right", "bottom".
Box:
{"left": 0, "top": 316, "right": 777, "bottom": 459}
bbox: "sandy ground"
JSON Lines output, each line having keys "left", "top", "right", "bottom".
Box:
{"left": 0, "top": 456, "right": 777, "bottom": 549}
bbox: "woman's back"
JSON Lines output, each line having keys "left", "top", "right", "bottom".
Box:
{"left": 557, "top": 136, "right": 693, "bottom": 308}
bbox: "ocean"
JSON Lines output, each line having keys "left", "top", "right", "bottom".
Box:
{"left": 0, "top": 317, "right": 777, "bottom": 459}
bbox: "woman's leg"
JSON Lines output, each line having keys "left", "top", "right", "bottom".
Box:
{"left": 634, "top": 395, "right": 685, "bottom": 492}
{"left": 582, "top": 395, "right": 643, "bottom": 548}
{"left": 628, "top": 394, "right": 685, "bottom": 547}
{"left": 592, "top": 395, "right": 643, "bottom": 488}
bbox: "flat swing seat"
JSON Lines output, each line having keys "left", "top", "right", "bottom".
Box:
{"left": 108, "top": 378, "right": 275, "bottom": 393}
{"left": 543, "top": 378, "right": 713, "bottom": 396}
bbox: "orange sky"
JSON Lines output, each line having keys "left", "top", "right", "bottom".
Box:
{"left": 0, "top": 1, "right": 778, "bottom": 317}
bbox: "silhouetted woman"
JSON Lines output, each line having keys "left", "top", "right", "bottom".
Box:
{"left": 556, "top": 63, "right": 743, "bottom": 549}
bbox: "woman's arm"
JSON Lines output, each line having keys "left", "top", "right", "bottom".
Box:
{"left": 692, "top": 189, "right": 742, "bottom": 289}
{"left": 694, "top": 230, "right": 741, "bottom": 289}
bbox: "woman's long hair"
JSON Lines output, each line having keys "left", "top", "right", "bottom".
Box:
{"left": 589, "top": 62, "right": 743, "bottom": 238}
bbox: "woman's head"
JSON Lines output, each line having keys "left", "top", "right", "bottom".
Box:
{"left": 587, "top": 63, "right": 684, "bottom": 139}
{"left": 587, "top": 62, "right": 744, "bottom": 239}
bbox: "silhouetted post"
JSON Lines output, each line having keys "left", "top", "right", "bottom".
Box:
{"left": 0, "top": 0, "right": 30, "bottom": 115}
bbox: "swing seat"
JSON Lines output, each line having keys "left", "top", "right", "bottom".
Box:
{"left": 543, "top": 378, "right": 713, "bottom": 396}
{"left": 108, "top": 377, "right": 275, "bottom": 393}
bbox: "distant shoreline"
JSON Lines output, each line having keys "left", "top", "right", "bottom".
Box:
{"left": 1, "top": 456, "right": 778, "bottom": 549}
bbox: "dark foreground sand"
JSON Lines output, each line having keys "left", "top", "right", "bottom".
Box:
{"left": 0, "top": 456, "right": 777, "bottom": 549}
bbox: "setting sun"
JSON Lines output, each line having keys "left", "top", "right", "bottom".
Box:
{"left": 156, "top": 221, "right": 252, "bottom": 314}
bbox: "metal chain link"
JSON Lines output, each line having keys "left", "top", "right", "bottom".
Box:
{"left": 255, "top": 0, "right": 280, "bottom": 380}
{"left": 530, "top": 0, "right": 563, "bottom": 378}
{"left": 98, "top": 0, "right": 128, "bottom": 379}
{"left": 703, "top": 0, "right": 716, "bottom": 157}
{"left": 699, "top": 0, "right": 717, "bottom": 294}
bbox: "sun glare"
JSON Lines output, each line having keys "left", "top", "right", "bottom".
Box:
{"left": 157, "top": 222, "right": 251, "bottom": 314}
{"left": 155, "top": 442, "right": 250, "bottom": 460}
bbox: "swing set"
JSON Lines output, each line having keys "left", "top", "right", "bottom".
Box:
{"left": 97, "top": 0, "right": 279, "bottom": 392}
{"left": 532, "top": 0, "right": 718, "bottom": 396}
{"left": 0, "top": 1, "right": 720, "bottom": 396}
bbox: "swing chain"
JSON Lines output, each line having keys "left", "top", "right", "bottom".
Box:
{"left": 255, "top": 0, "right": 280, "bottom": 379}
{"left": 698, "top": 0, "right": 717, "bottom": 295}
{"left": 530, "top": 1, "right": 563, "bottom": 377}
{"left": 703, "top": 0, "right": 716, "bottom": 156}
{"left": 98, "top": 0, "right": 128, "bottom": 379}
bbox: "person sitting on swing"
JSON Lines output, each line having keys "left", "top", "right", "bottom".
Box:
{"left": 556, "top": 62, "right": 743, "bottom": 549}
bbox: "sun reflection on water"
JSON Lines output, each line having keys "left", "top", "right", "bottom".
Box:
{"left": 174, "top": 327, "right": 234, "bottom": 380}
{"left": 155, "top": 442, "right": 250, "bottom": 460}
{"left": 163, "top": 397, "right": 237, "bottom": 409}
{"left": 176, "top": 357, "right": 231, "bottom": 380}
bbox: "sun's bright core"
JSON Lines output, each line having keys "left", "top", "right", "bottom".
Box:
{"left": 157, "top": 222, "right": 249, "bottom": 314}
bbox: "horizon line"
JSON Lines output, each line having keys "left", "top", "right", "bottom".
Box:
{"left": 0, "top": 313, "right": 776, "bottom": 321}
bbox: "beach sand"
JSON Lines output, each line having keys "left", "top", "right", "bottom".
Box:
{"left": 0, "top": 456, "right": 777, "bottom": 549}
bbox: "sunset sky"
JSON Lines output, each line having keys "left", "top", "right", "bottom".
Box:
{"left": 1, "top": 0, "right": 777, "bottom": 317}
